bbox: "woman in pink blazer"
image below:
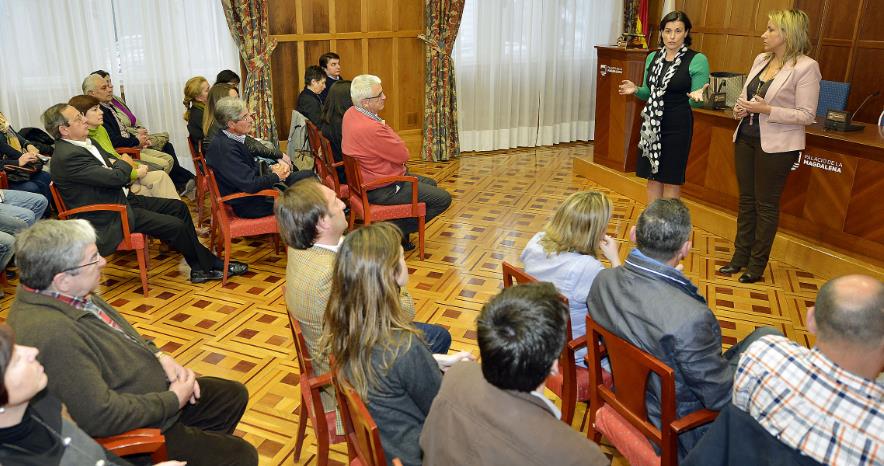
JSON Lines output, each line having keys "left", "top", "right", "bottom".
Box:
{"left": 718, "top": 9, "right": 821, "bottom": 284}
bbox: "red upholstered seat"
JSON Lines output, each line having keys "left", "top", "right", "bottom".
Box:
{"left": 596, "top": 403, "right": 661, "bottom": 466}
{"left": 186, "top": 137, "right": 210, "bottom": 228}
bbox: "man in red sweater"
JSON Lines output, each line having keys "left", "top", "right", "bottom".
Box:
{"left": 342, "top": 74, "right": 451, "bottom": 249}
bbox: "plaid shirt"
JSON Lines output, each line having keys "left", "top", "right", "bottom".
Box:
{"left": 734, "top": 335, "right": 883, "bottom": 466}
{"left": 23, "top": 286, "right": 131, "bottom": 339}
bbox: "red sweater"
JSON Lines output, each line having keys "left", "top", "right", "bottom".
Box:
{"left": 341, "top": 107, "right": 409, "bottom": 188}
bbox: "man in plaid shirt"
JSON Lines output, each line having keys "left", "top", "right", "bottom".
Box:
{"left": 733, "top": 274, "right": 883, "bottom": 466}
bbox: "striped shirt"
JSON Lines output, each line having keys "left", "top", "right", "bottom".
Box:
{"left": 733, "top": 335, "right": 883, "bottom": 466}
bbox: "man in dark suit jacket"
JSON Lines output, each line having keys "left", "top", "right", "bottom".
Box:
{"left": 296, "top": 65, "right": 326, "bottom": 125}
{"left": 206, "top": 97, "right": 313, "bottom": 218}
{"left": 43, "top": 103, "right": 246, "bottom": 283}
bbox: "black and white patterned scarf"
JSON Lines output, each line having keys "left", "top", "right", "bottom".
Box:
{"left": 639, "top": 45, "right": 688, "bottom": 174}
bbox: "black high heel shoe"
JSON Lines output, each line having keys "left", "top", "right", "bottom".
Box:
{"left": 718, "top": 264, "right": 743, "bottom": 275}
{"left": 738, "top": 273, "right": 762, "bottom": 284}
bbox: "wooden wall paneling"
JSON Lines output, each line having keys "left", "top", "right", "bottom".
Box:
{"left": 268, "top": 0, "right": 297, "bottom": 34}
{"left": 820, "top": 0, "right": 860, "bottom": 41}
{"left": 844, "top": 158, "right": 884, "bottom": 243}
{"left": 848, "top": 47, "right": 884, "bottom": 123}
{"left": 801, "top": 151, "right": 857, "bottom": 231}
{"left": 685, "top": 117, "right": 711, "bottom": 185}
{"left": 679, "top": 0, "right": 707, "bottom": 23}
{"left": 816, "top": 45, "right": 851, "bottom": 81}
{"left": 703, "top": 127, "right": 740, "bottom": 197}
{"left": 398, "top": 37, "right": 424, "bottom": 131}
{"left": 701, "top": 34, "right": 729, "bottom": 73}
{"left": 302, "top": 0, "right": 330, "bottom": 33}
{"left": 335, "top": 39, "right": 364, "bottom": 78}
{"left": 365, "top": 0, "right": 392, "bottom": 31}
{"left": 858, "top": 0, "right": 884, "bottom": 41}
{"left": 271, "top": 42, "right": 300, "bottom": 139}
{"left": 779, "top": 158, "right": 811, "bottom": 218}
{"left": 336, "top": 0, "right": 362, "bottom": 33}
{"left": 304, "top": 40, "right": 332, "bottom": 70}
{"left": 366, "top": 38, "right": 394, "bottom": 120}
{"left": 703, "top": 0, "right": 732, "bottom": 29}
{"left": 399, "top": 1, "right": 422, "bottom": 30}
{"left": 756, "top": 0, "right": 794, "bottom": 30}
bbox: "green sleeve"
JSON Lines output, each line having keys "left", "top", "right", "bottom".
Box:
{"left": 635, "top": 52, "right": 655, "bottom": 101}
{"left": 689, "top": 52, "right": 711, "bottom": 108}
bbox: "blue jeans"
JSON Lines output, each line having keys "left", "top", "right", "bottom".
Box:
{"left": 8, "top": 170, "right": 52, "bottom": 216}
{"left": 0, "top": 189, "right": 48, "bottom": 234}
{"left": 0, "top": 231, "right": 13, "bottom": 270}
{"left": 414, "top": 322, "right": 452, "bottom": 354}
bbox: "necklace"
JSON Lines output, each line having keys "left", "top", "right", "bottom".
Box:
{"left": 0, "top": 412, "right": 122, "bottom": 466}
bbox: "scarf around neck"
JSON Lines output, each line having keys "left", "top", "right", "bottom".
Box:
{"left": 639, "top": 45, "right": 688, "bottom": 174}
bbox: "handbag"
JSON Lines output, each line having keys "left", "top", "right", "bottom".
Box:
{"left": 4, "top": 160, "right": 44, "bottom": 183}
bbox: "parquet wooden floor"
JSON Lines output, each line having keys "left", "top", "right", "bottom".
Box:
{"left": 0, "top": 142, "right": 827, "bottom": 465}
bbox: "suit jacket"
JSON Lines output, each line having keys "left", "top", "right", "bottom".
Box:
{"left": 204, "top": 131, "right": 278, "bottom": 213}
{"left": 733, "top": 53, "right": 821, "bottom": 153}
{"left": 50, "top": 139, "right": 136, "bottom": 256}
{"left": 420, "top": 362, "right": 608, "bottom": 466}
{"left": 100, "top": 104, "right": 141, "bottom": 148}
{"left": 296, "top": 88, "right": 323, "bottom": 126}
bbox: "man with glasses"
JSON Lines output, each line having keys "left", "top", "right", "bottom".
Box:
{"left": 42, "top": 103, "right": 246, "bottom": 283}
{"left": 205, "top": 97, "right": 313, "bottom": 218}
{"left": 342, "top": 74, "right": 452, "bottom": 250}
{"left": 8, "top": 219, "right": 258, "bottom": 466}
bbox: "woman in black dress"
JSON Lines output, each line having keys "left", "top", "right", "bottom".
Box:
{"left": 618, "top": 11, "right": 710, "bottom": 203}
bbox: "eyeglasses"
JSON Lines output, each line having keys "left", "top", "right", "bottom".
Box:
{"left": 236, "top": 112, "right": 254, "bottom": 121}
{"left": 64, "top": 113, "right": 86, "bottom": 127}
{"left": 365, "top": 90, "right": 385, "bottom": 100}
{"left": 62, "top": 252, "right": 102, "bottom": 273}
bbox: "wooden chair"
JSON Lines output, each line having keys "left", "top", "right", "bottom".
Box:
{"left": 186, "top": 137, "right": 210, "bottom": 228}
{"left": 49, "top": 182, "right": 150, "bottom": 297}
{"left": 305, "top": 120, "right": 322, "bottom": 155}
{"left": 197, "top": 158, "right": 280, "bottom": 284}
{"left": 335, "top": 380, "right": 387, "bottom": 466}
{"left": 501, "top": 261, "right": 613, "bottom": 427}
{"left": 96, "top": 428, "right": 167, "bottom": 462}
{"left": 585, "top": 315, "right": 718, "bottom": 466}
{"left": 288, "top": 315, "right": 345, "bottom": 466}
{"left": 0, "top": 172, "right": 9, "bottom": 287}
{"left": 317, "top": 133, "right": 349, "bottom": 202}
{"left": 342, "top": 154, "right": 426, "bottom": 259}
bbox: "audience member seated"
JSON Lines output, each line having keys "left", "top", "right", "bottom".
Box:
{"left": 205, "top": 97, "right": 313, "bottom": 218}
{"left": 0, "top": 111, "right": 52, "bottom": 208}
{"left": 215, "top": 69, "right": 240, "bottom": 88}
{"left": 318, "top": 52, "right": 342, "bottom": 103}
{"left": 342, "top": 74, "right": 452, "bottom": 250}
{"left": 319, "top": 80, "right": 352, "bottom": 184}
{"left": 420, "top": 283, "right": 609, "bottom": 466}
{"left": 183, "top": 76, "right": 210, "bottom": 149}
{"left": 201, "top": 84, "right": 287, "bottom": 164}
{"left": 69, "top": 95, "right": 179, "bottom": 200}
{"left": 520, "top": 191, "right": 621, "bottom": 365}
{"left": 724, "top": 275, "right": 882, "bottom": 466}
{"left": 83, "top": 73, "right": 195, "bottom": 195}
{"left": 0, "top": 188, "right": 47, "bottom": 297}
{"left": 297, "top": 65, "right": 326, "bottom": 125}
{"left": 323, "top": 222, "right": 446, "bottom": 466}
{"left": 0, "top": 324, "right": 187, "bottom": 466}
{"left": 587, "top": 198, "right": 780, "bottom": 458}
{"left": 7, "top": 220, "right": 258, "bottom": 466}
{"left": 43, "top": 103, "right": 246, "bottom": 283}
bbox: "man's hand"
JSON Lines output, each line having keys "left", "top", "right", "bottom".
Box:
{"left": 169, "top": 369, "right": 196, "bottom": 409}
{"left": 137, "top": 133, "right": 150, "bottom": 148}
{"left": 136, "top": 164, "right": 149, "bottom": 179}
{"left": 158, "top": 352, "right": 187, "bottom": 383}
{"left": 271, "top": 161, "right": 291, "bottom": 181}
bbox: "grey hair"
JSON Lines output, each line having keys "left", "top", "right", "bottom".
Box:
{"left": 350, "top": 74, "right": 381, "bottom": 108}
{"left": 214, "top": 96, "right": 247, "bottom": 128}
{"left": 15, "top": 219, "right": 97, "bottom": 290}
{"left": 41, "top": 103, "right": 70, "bottom": 140}
{"left": 82, "top": 74, "right": 107, "bottom": 94}
{"left": 635, "top": 199, "right": 692, "bottom": 262}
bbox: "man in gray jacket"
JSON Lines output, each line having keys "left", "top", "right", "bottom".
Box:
{"left": 587, "top": 199, "right": 778, "bottom": 458}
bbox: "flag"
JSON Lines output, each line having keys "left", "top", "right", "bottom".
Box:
{"left": 635, "top": 0, "right": 649, "bottom": 48}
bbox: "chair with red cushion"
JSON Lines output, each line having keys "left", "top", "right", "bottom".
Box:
{"left": 585, "top": 315, "right": 718, "bottom": 466}
{"left": 342, "top": 154, "right": 426, "bottom": 259}
{"left": 186, "top": 137, "right": 210, "bottom": 228}
{"left": 501, "top": 261, "right": 612, "bottom": 427}
{"left": 335, "top": 379, "right": 387, "bottom": 466}
{"left": 317, "top": 133, "right": 348, "bottom": 201}
{"left": 96, "top": 428, "right": 167, "bottom": 462}
{"left": 49, "top": 182, "right": 151, "bottom": 297}
{"left": 288, "top": 315, "right": 345, "bottom": 466}
{"left": 196, "top": 157, "right": 280, "bottom": 284}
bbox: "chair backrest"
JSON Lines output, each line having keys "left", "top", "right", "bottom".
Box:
{"left": 0, "top": 171, "right": 8, "bottom": 189}
{"left": 318, "top": 133, "right": 343, "bottom": 194}
{"left": 501, "top": 261, "right": 574, "bottom": 342}
{"left": 48, "top": 182, "right": 68, "bottom": 213}
{"left": 817, "top": 80, "right": 851, "bottom": 117}
{"left": 287, "top": 315, "right": 315, "bottom": 377}
{"left": 335, "top": 382, "right": 387, "bottom": 466}
{"left": 586, "top": 314, "right": 677, "bottom": 463}
{"left": 342, "top": 154, "right": 366, "bottom": 200}
{"left": 196, "top": 157, "right": 230, "bottom": 225}
{"left": 305, "top": 120, "right": 322, "bottom": 154}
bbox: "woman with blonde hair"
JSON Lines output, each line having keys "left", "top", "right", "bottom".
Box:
{"left": 322, "top": 222, "right": 442, "bottom": 466}
{"left": 520, "top": 191, "right": 621, "bottom": 365}
{"left": 719, "top": 9, "right": 820, "bottom": 284}
{"left": 182, "top": 76, "right": 209, "bottom": 150}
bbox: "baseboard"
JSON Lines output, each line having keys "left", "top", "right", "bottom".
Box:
{"left": 574, "top": 157, "right": 884, "bottom": 280}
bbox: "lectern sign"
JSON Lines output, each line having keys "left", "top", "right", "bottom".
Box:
{"left": 599, "top": 65, "right": 623, "bottom": 77}
{"left": 800, "top": 153, "right": 843, "bottom": 174}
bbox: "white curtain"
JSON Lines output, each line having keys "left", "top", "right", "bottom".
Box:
{"left": 0, "top": 0, "right": 239, "bottom": 173}
{"left": 453, "top": 0, "right": 622, "bottom": 152}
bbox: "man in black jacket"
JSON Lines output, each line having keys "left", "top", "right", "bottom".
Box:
{"left": 42, "top": 103, "right": 246, "bottom": 283}
{"left": 206, "top": 97, "right": 313, "bottom": 218}
{"left": 296, "top": 65, "right": 326, "bottom": 125}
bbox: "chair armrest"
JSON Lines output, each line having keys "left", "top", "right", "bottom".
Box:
{"left": 0, "top": 171, "right": 7, "bottom": 189}
{"left": 670, "top": 409, "right": 719, "bottom": 434}
{"left": 567, "top": 335, "right": 587, "bottom": 352}
{"left": 58, "top": 203, "right": 127, "bottom": 219}
{"left": 116, "top": 147, "right": 141, "bottom": 159}
{"left": 95, "top": 428, "right": 165, "bottom": 456}
{"left": 361, "top": 175, "right": 418, "bottom": 192}
{"left": 219, "top": 189, "right": 280, "bottom": 203}
{"left": 305, "top": 372, "right": 333, "bottom": 390}
{"left": 330, "top": 161, "right": 343, "bottom": 168}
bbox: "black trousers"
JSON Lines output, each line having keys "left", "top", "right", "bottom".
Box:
{"left": 128, "top": 194, "right": 219, "bottom": 272}
{"left": 365, "top": 173, "right": 452, "bottom": 236}
{"left": 161, "top": 142, "right": 196, "bottom": 191}
{"left": 229, "top": 170, "right": 317, "bottom": 219}
{"left": 731, "top": 137, "right": 799, "bottom": 276}
{"left": 163, "top": 377, "right": 258, "bottom": 466}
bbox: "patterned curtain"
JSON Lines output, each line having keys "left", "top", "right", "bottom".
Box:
{"left": 220, "top": 0, "right": 278, "bottom": 144}
{"left": 420, "top": 0, "right": 466, "bottom": 162}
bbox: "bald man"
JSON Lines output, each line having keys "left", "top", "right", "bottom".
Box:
{"left": 732, "top": 275, "right": 883, "bottom": 466}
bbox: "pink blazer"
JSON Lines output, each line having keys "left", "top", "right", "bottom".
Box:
{"left": 732, "top": 53, "right": 821, "bottom": 153}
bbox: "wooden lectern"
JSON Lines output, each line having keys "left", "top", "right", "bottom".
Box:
{"left": 593, "top": 46, "right": 651, "bottom": 172}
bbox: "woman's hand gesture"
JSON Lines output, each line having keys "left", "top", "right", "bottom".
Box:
{"left": 687, "top": 83, "right": 709, "bottom": 102}
{"left": 618, "top": 80, "right": 638, "bottom": 95}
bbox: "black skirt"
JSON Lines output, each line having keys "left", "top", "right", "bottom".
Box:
{"left": 636, "top": 103, "right": 693, "bottom": 185}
